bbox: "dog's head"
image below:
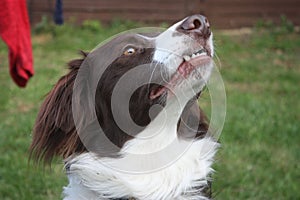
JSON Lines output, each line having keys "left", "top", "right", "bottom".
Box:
{"left": 30, "top": 14, "right": 214, "bottom": 163}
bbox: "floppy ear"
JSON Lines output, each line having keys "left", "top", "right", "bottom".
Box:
{"left": 30, "top": 52, "right": 88, "bottom": 164}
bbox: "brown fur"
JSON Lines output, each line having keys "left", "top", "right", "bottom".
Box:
{"left": 29, "top": 52, "right": 88, "bottom": 163}
{"left": 29, "top": 50, "right": 209, "bottom": 164}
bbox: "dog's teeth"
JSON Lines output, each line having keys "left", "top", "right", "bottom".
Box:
{"left": 187, "top": 50, "right": 207, "bottom": 60}
{"left": 196, "top": 49, "right": 207, "bottom": 55}
{"left": 183, "top": 55, "right": 191, "bottom": 61}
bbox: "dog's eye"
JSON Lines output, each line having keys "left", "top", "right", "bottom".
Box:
{"left": 124, "top": 47, "right": 136, "bottom": 56}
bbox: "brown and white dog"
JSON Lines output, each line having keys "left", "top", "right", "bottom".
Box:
{"left": 30, "top": 14, "right": 218, "bottom": 200}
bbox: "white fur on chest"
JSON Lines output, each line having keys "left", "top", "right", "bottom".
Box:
{"left": 63, "top": 137, "right": 218, "bottom": 200}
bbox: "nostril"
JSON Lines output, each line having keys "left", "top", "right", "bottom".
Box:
{"left": 180, "top": 15, "right": 209, "bottom": 31}
{"left": 181, "top": 17, "right": 202, "bottom": 30}
{"left": 193, "top": 19, "right": 201, "bottom": 29}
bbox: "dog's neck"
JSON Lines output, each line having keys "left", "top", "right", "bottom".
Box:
{"left": 63, "top": 95, "right": 218, "bottom": 200}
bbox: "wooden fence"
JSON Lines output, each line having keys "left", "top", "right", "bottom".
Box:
{"left": 27, "top": 0, "right": 300, "bottom": 29}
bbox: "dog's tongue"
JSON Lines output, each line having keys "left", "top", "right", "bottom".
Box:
{"left": 149, "top": 55, "right": 210, "bottom": 100}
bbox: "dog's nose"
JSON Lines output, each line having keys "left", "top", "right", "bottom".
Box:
{"left": 179, "top": 14, "right": 211, "bottom": 38}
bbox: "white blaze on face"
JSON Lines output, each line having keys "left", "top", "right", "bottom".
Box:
{"left": 153, "top": 19, "right": 188, "bottom": 73}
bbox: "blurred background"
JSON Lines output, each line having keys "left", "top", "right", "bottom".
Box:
{"left": 0, "top": 0, "right": 299, "bottom": 199}
{"left": 28, "top": 0, "right": 299, "bottom": 29}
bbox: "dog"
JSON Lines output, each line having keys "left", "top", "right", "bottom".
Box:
{"left": 30, "top": 14, "right": 218, "bottom": 200}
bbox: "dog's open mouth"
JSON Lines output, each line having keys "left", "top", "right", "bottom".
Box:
{"left": 149, "top": 48, "right": 212, "bottom": 100}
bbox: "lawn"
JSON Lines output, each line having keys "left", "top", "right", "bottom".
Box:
{"left": 0, "top": 20, "right": 299, "bottom": 200}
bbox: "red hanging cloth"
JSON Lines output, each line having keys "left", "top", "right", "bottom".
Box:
{"left": 0, "top": 0, "right": 34, "bottom": 87}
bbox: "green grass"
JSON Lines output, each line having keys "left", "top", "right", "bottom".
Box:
{"left": 213, "top": 28, "right": 300, "bottom": 199}
{"left": 0, "top": 21, "right": 299, "bottom": 199}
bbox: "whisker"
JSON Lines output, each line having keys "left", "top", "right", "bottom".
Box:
{"left": 213, "top": 51, "right": 222, "bottom": 69}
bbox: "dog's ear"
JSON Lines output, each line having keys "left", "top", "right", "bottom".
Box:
{"left": 29, "top": 51, "right": 88, "bottom": 164}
